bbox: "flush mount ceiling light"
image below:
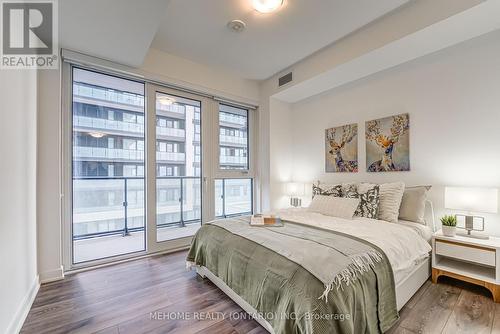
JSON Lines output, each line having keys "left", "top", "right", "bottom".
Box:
{"left": 157, "top": 96, "right": 176, "bottom": 106}
{"left": 227, "top": 19, "right": 246, "bottom": 33}
{"left": 252, "top": 0, "right": 283, "bottom": 13}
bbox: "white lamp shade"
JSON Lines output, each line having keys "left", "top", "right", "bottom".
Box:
{"left": 445, "top": 187, "right": 498, "bottom": 214}
{"left": 286, "top": 182, "right": 305, "bottom": 197}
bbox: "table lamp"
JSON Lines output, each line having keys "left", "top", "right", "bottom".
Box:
{"left": 286, "top": 182, "right": 305, "bottom": 207}
{"left": 444, "top": 187, "right": 498, "bottom": 239}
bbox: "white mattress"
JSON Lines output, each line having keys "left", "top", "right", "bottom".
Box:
{"left": 277, "top": 208, "right": 432, "bottom": 285}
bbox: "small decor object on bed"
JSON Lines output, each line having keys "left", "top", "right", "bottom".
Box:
{"left": 325, "top": 123, "right": 358, "bottom": 173}
{"left": 344, "top": 184, "right": 381, "bottom": 219}
{"left": 366, "top": 113, "right": 410, "bottom": 172}
{"left": 440, "top": 215, "right": 457, "bottom": 236}
{"left": 250, "top": 214, "right": 283, "bottom": 227}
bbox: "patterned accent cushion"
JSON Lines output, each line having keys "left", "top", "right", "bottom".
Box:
{"left": 312, "top": 183, "right": 343, "bottom": 198}
{"left": 358, "top": 182, "right": 405, "bottom": 223}
{"left": 308, "top": 195, "right": 360, "bottom": 219}
{"left": 344, "top": 184, "right": 381, "bottom": 219}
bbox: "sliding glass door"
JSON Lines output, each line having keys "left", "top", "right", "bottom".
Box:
{"left": 65, "top": 63, "right": 257, "bottom": 268}
{"left": 71, "top": 68, "right": 146, "bottom": 263}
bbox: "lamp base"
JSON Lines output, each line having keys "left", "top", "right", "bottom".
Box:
{"left": 456, "top": 231, "right": 490, "bottom": 240}
{"left": 454, "top": 214, "right": 488, "bottom": 239}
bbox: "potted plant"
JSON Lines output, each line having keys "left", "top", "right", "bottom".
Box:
{"left": 441, "top": 215, "right": 457, "bottom": 237}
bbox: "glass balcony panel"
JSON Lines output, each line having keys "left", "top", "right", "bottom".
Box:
{"left": 224, "top": 179, "right": 252, "bottom": 216}
{"left": 156, "top": 126, "right": 185, "bottom": 138}
{"left": 215, "top": 178, "right": 252, "bottom": 218}
{"left": 156, "top": 151, "right": 186, "bottom": 162}
{"left": 74, "top": 115, "right": 144, "bottom": 134}
{"left": 219, "top": 134, "right": 248, "bottom": 146}
{"left": 182, "top": 178, "right": 201, "bottom": 222}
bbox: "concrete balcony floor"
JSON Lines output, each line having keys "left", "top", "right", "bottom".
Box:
{"left": 73, "top": 223, "right": 201, "bottom": 263}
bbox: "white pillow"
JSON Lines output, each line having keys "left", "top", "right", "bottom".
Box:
{"left": 308, "top": 195, "right": 360, "bottom": 219}
{"left": 358, "top": 182, "right": 405, "bottom": 223}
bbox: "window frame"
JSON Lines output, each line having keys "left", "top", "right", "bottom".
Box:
{"left": 214, "top": 103, "right": 256, "bottom": 179}
{"left": 61, "top": 58, "right": 259, "bottom": 271}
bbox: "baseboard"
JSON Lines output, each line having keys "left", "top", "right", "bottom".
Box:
{"left": 39, "top": 266, "right": 64, "bottom": 284}
{"left": 5, "top": 275, "right": 40, "bottom": 334}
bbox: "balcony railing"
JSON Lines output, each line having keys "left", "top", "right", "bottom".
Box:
{"left": 73, "top": 147, "right": 186, "bottom": 162}
{"left": 74, "top": 115, "right": 186, "bottom": 139}
{"left": 156, "top": 103, "right": 186, "bottom": 115}
{"left": 74, "top": 115, "right": 144, "bottom": 134}
{"left": 74, "top": 84, "right": 144, "bottom": 107}
{"left": 220, "top": 155, "right": 248, "bottom": 165}
{"left": 74, "top": 146, "right": 144, "bottom": 160}
{"left": 220, "top": 113, "right": 247, "bottom": 126}
{"left": 156, "top": 151, "right": 186, "bottom": 162}
{"left": 72, "top": 176, "right": 201, "bottom": 240}
{"left": 219, "top": 135, "right": 247, "bottom": 146}
{"left": 157, "top": 127, "right": 185, "bottom": 138}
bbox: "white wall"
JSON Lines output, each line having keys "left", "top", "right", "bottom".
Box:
{"left": 270, "top": 31, "right": 500, "bottom": 235}
{"left": 0, "top": 70, "right": 39, "bottom": 333}
{"left": 142, "top": 48, "right": 260, "bottom": 105}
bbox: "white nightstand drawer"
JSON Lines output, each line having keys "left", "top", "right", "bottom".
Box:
{"left": 435, "top": 240, "right": 496, "bottom": 267}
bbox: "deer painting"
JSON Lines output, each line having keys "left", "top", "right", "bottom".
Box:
{"left": 365, "top": 113, "right": 410, "bottom": 172}
{"left": 325, "top": 124, "right": 358, "bottom": 173}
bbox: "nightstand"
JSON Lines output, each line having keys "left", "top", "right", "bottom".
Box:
{"left": 432, "top": 231, "right": 500, "bottom": 302}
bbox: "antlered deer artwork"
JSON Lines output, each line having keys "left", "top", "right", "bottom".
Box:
{"left": 365, "top": 113, "right": 410, "bottom": 172}
{"left": 325, "top": 124, "right": 358, "bottom": 173}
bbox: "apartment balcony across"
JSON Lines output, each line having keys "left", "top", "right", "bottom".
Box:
{"left": 74, "top": 146, "right": 144, "bottom": 162}
{"left": 74, "top": 83, "right": 144, "bottom": 110}
{"left": 74, "top": 115, "right": 186, "bottom": 140}
{"left": 156, "top": 104, "right": 186, "bottom": 119}
{"left": 219, "top": 112, "right": 247, "bottom": 127}
{"left": 220, "top": 155, "right": 248, "bottom": 166}
{"left": 73, "top": 147, "right": 186, "bottom": 163}
{"left": 219, "top": 135, "right": 247, "bottom": 146}
{"left": 156, "top": 151, "right": 186, "bottom": 163}
{"left": 156, "top": 126, "right": 186, "bottom": 140}
{"left": 74, "top": 115, "right": 144, "bottom": 136}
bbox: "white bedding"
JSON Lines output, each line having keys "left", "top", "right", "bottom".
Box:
{"left": 277, "top": 208, "right": 432, "bottom": 284}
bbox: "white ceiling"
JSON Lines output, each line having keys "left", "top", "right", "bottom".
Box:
{"left": 152, "top": 0, "right": 410, "bottom": 80}
{"left": 60, "top": 0, "right": 170, "bottom": 67}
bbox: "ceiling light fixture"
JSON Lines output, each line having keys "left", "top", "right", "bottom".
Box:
{"left": 252, "top": 0, "right": 283, "bottom": 13}
{"left": 89, "top": 132, "right": 105, "bottom": 138}
{"left": 227, "top": 19, "right": 246, "bottom": 33}
{"left": 157, "top": 96, "right": 175, "bottom": 106}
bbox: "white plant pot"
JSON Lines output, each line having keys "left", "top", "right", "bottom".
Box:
{"left": 442, "top": 225, "right": 456, "bottom": 237}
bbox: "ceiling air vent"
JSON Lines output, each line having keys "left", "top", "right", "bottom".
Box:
{"left": 278, "top": 72, "right": 293, "bottom": 87}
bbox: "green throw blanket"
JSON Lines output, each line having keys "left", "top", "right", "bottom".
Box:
{"left": 187, "top": 217, "right": 398, "bottom": 333}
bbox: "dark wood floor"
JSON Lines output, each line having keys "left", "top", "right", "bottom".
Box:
{"left": 21, "top": 251, "right": 500, "bottom": 334}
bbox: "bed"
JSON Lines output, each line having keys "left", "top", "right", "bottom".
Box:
{"left": 187, "top": 201, "right": 435, "bottom": 334}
